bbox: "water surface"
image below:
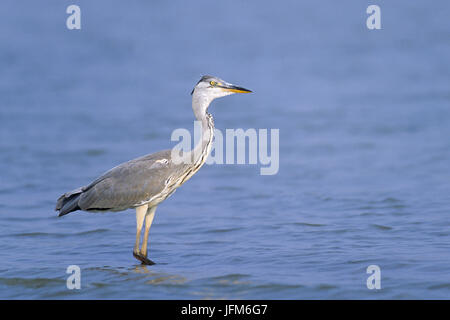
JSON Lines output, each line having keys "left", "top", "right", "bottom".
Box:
{"left": 0, "top": 0, "right": 449, "bottom": 299}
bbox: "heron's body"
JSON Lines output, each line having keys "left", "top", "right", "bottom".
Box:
{"left": 56, "top": 114, "right": 213, "bottom": 215}
{"left": 56, "top": 76, "right": 251, "bottom": 265}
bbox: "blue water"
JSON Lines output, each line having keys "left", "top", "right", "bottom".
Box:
{"left": 0, "top": 0, "right": 449, "bottom": 299}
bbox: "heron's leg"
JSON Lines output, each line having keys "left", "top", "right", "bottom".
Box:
{"left": 133, "top": 204, "right": 148, "bottom": 259}
{"left": 140, "top": 206, "right": 157, "bottom": 258}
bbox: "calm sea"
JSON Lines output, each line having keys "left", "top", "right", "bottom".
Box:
{"left": 0, "top": 0, "right": 449, "bottom": 299}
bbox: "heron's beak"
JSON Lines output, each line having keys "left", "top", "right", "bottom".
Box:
{"left": 219, "top": 83, "right": 252, "bottom": 94}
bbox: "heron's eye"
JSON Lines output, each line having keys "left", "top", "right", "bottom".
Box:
{"left": 209, "top": 81, "right": 216, "bottom": 86}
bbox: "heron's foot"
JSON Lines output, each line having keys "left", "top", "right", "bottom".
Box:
{"left": 133, "top": 251, "right": 155, "bottom": 265}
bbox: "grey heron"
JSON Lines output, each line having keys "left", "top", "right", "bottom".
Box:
{"left": 55, "top": 75, "right": 252, "bottom": 265}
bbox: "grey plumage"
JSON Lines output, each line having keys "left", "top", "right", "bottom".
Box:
{"left": 56, "top": 150, "right": 182, "bottom": 216}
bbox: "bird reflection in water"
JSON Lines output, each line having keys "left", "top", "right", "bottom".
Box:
{"left": 133, "top": 265, "right": 187, "bottom": 285}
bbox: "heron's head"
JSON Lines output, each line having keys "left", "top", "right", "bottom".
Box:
{"left": 191, "top": 75, "right": 252, "bottom": 101}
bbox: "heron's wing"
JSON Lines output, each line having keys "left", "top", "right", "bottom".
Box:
{"left": 77, "top": 150, "right": 177, "bottom": 211}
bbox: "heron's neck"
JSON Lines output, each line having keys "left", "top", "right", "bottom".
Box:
{"left": 192, "top": 93, "right": 212, "bottom": 121}
{"left": 190, "top": 94, "right": 215, "bottom": 164}
{"left": 173, "top": 98, "right": 214, "bottom": 187}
